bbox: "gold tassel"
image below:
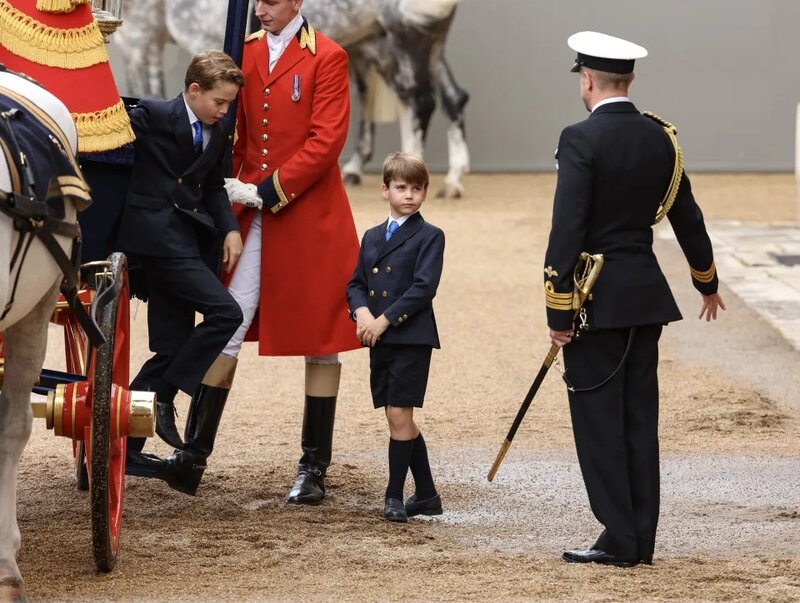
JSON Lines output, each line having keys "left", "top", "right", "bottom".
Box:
{"left": 0, "top": 0, "right": 107, "bottom": 69}
{"left": 35, "top": 0, "right": 89, "bottom": 14}
{"left": 73, "top": 99, "right": 135, "bottom": 153}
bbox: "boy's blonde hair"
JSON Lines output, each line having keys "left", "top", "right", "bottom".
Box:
{"left": 382, "top": 152, "right": 429, "bottom": 188}
{"left": 185, "top": 50, "right": 245, "bottom": 91}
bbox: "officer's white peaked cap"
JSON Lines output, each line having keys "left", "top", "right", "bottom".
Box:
{"left": 568, "top": 31, "right": 647, "bottom": 74}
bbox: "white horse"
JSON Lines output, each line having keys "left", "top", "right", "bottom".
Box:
{"left": 0, "top": 69, "right": 81, "bottom": 601}
{"left": 112, "top": 0, "right": 469, "bottom": 198}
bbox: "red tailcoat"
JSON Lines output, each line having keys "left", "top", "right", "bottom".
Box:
{"left": 231, "top": 22, "right": 360, "bottom": 356}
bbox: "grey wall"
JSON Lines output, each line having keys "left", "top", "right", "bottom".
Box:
{"left": 108, "top": 0, "right": 800, "bottom": 172}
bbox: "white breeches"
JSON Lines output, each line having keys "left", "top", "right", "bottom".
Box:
{"left": 222, "top": 211, "right": 338, "bottom": 366}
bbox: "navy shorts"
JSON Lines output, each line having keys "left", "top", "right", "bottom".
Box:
{"left": 369, "top": 344, "right": 433, "bottom": 408}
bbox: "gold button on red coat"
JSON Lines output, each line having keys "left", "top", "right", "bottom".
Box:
{"left": 261, "top": 149, "right": 268, "bottom": 156}
{"left": 263, "top": 87, "right": 270, "bottom": 95}
{"left": 261, "top": 118, "right": 268, "bottom": 126}
{"left": 261, "top": 134, "right": 268, "bottom": 142}
{"left": 260, "top": 164, "right": 267, "bottom": 172}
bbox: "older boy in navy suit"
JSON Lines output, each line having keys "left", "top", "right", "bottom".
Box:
{"left": 118, "top": 50, "right": 246, "bottom": 495}
{"left": 347, "top": 152, "right": 445, "bottom": 522}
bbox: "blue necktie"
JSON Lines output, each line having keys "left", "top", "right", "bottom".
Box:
{"left": 192, "top": 121, "right": 203, "bottom": 154}
{"left": 386, "top": 220, "right": 399, "bottom": 241}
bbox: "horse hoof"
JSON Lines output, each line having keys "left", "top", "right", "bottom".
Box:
{"left": 436, "top": 185, "right": 462, "bottom": 199}
{"left": 342, "top": 172, "right": 362, "bottom": 186}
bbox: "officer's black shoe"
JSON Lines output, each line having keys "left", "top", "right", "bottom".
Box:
{"left": 287, "top": 463, "right": 325, "bottom": 505}
{"left": 384, "top": 497, "right": 408, "bottom": 523}
{"left": 404, "top": 492, "right": 443, "bottom": 517}
{"left": 155, "top": 402, "right": 184, "bottom": 449}
{"left": 562, "top": 548, "right": 638, "bottom": 568}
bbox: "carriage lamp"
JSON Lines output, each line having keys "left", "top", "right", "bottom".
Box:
{"left": 91, "top": 0, "right": 125, "bottom": 41}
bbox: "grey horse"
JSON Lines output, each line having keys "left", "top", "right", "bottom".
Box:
{"left": 112, "top": 0, "right": 469, "bottom": 198}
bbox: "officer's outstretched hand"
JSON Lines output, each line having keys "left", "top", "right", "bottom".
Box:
{"left": 222, "top": 230, "right": 243, "bottom": 273}
{"left": 699, "top": 293, "right": 726, "bottom": 321}
{"left": 224, "top": 177, "right": 263, "bottom": 209}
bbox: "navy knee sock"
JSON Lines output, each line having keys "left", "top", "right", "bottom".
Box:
{"left": 386, "top": 438, "right": 414, "bottom": 500}
{"left": 409, "top": 432, "right": 437, "bottom": 499}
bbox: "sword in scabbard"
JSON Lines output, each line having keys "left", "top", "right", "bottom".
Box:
{"left": 487, "top": 252, "right": 605, "bottom": 482}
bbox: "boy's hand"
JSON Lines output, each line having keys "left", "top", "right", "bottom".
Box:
{"left": 361, "top": 314, "right": 391, "bottom": 347}
{"left": 354, "top": 307, "right": 375, "bottom": 342}
{"left": 222, "top": 231, "right": 243, "bottom": 273}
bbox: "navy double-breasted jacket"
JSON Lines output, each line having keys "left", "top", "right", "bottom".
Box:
{"left": 347, "top": 212, "right": 444, "bottom": 348}
{"left": 117, "top": 95, "right": 239, "bottom": 258}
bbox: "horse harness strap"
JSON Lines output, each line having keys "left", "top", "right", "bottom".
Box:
{"left": 0, "top": 102, "right": 104, "bottom": 346}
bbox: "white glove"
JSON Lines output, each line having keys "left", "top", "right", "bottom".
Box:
{"left": 224, "top": 177, "right": 263, "bottom": 210}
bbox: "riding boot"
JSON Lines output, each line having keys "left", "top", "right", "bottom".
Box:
{"left": 287, "top": 363, "right": 340, "bottom": 505}
{"left": 125, "top": 355, "right": 237, "bottom": 495}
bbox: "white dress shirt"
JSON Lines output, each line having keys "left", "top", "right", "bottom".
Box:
{"left": 591, "top": 96, "right": 631, "bottom": 113}
{"left": 267, "top": 12, "right": 304, "bottom": 73}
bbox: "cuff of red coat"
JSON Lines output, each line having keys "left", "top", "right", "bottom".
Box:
{"left": 256, "top": 169, "right": 293, "bottom": 213}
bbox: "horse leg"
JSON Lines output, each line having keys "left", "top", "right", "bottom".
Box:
{"left": 434, "top": 56, "right": 470, "bottom": 199}
{"left": 390, "top": 50, "right": 436, "bottom": 160}
{"left": 0, "top": 281, "right": 59, "bottom": 597}
{"left": 342, "top": 49, "right": 374, "bottom": 187}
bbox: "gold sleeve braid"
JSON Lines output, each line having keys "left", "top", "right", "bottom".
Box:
{"left": 643, "top": 111, "right": 683, "bottom": 225}
{"left": 545, "top": 281, "right": 573, "bottom": 311}
{"left": 690, "top": 262, "right": 716, "bottom": 284}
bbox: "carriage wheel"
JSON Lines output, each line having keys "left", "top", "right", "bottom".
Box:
{"left": 89, "top": 252, "right": 130, "bottom": 572}
{"left": 73, "top": 440, "right": 89, "bottom": 491}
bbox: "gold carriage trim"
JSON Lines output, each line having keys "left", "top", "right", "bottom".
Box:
{"left": 270, "top": 169, "right": 290, "bottom": 214}
{"left": 545, "top": 281, "right": 573, "bottom": 311}
{"left": 299, "top": 23, "right": 317, "bottom": 55}
{"left": 72, "top": 99, "right": 135, "bottom": 153}
{"left": 643, "top": 111, "right": 683, "bottom": 225}
{"left": 690, "top": 262, "right": 716, "bottom": 284}
{"left": 36, "top": 0, "right": 89, "bottom": 14}
{"left": 0, "top": 0, "right": 107, "bottom": 69}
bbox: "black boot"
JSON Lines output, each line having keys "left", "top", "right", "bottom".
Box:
{"left": 126, "top": 355, "right": 236, "bottom": 495}
{"left": 287, "top": 363, "right": 340, "bottom": 505}
{"left": 155, "top": 401, "right": 184, "bottom": 449}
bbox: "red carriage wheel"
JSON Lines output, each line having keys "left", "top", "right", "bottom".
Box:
{"left": 87, "top": 252, "right": 131, "bottom": 572}
{"left": 73, "top": 440, "right": 89, "bottom": 491}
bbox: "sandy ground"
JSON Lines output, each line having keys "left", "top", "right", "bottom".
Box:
{"left": 12, "top": 173, "right": 800, "bottom": 601}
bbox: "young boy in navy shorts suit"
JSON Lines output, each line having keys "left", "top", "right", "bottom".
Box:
{"left": 347, "top": 152, "right": 445, "bottom": 522}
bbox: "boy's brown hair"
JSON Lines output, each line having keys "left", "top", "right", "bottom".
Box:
{"left": 184, "top": 50, "right": 245, "bottom": 91}
{"left": 382, "top": 152, "right": 430, "bottom": 188}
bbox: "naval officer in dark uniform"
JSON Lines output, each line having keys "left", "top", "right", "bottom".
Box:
{"left": 543, "top": 31, "right": 726, "bottom": 567}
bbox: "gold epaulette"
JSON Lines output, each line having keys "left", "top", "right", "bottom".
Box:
{"left": 644, "top": 111, "right": 683, "bottom": 224}
{"left": 691, "top": 261, "right": 716, "bottom": 284}
{"left": 299, "top": 23, "right": 317, "bottom": 55}
{"left": 643, "top": 111, "right": 677, "bottom": 134}
{"left": 245, "top": 30, "right": 265, "bottom": 43}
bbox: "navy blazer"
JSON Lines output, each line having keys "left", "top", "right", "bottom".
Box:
{"left": 544, "top": 101, "right": 717, "bottom": 331}
{"left": 347, "top": 212, "right": 444, "bottom": 348}
{"left": 117, "top": 95, "right": 239, "bottom": 258}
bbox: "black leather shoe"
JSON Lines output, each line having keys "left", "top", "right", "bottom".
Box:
{"left": 404, "top": 492, "right": 443, "bottom": 517}
{"left": 287, "top": 464, "right": 325, "bottom": 505}
{"left": 563, "top": 548, "right": 638, "bottom": 568}
{"left": 155, "top": 402, "right": 184, "bottom": 449}
{"left": 384, "top": 497, "right": 408, "bottom": 523}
